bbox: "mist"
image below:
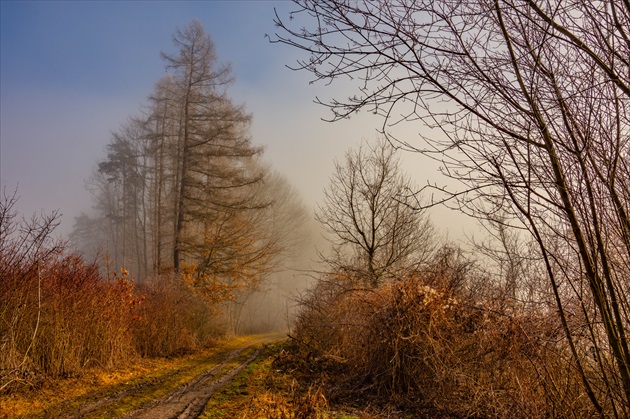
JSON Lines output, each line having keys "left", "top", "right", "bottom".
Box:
{"left": 0, "top": 2, "right": 477, "bottom": 338}
{"left": 1, "top": 1, "right": 477, "bottom": 241}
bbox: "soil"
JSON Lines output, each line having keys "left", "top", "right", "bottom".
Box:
{"left": 123, "top": 343, "right": 261, "bottom": 419}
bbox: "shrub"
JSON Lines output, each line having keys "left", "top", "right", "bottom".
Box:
{"left": 32, "top": 257, "right": 137, "bottom": 376}
{"left": 0, "top": 192, "right": 238, "bottom": 394}
{"left": 0, "top": 252, "right": 138, "bottom": 390}
{"left": 1, "top": 194, "right": 138, "bottom": 391}
{"left": 292, "top": 272, "right": 596, "bottom": 417}
{"left": 131, "top": 275, "right": 225, "bottom": 357}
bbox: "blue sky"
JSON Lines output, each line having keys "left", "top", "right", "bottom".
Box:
{"left": 2, "top": 2, "right": 275, "bottom": 93}
{"left": 1, "top": 1, "right": 471, "bottom": 239}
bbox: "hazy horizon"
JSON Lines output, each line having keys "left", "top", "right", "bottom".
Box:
{"left": 1, "top": 1, "right": 475, "bottom": 242}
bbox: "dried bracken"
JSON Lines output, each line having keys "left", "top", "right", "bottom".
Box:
{"left": 291, "top": 265, "right": 599, "bottom": 417}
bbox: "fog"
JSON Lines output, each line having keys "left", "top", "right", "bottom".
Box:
{"left": 1, "top": 1, "right": 476, "bottom": 237}
{"left": 1, "top": 2, "right": 478, "bottom": 334}
{"left": 227, "top": 216, "right": 326, "bottom": 334}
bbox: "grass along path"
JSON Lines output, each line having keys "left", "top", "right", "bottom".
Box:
{"left": 1, "top": 332, "right": 286, "bottom": 419}
{"left": 199, "top": 342, "right": 364, "bottom": 419}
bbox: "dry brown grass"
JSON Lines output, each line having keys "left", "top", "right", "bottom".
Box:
{"left": 200, "top": 342, "right": 375, "bottom": 419}
{"left": 240, "top": 385, "right": 329, "bottom": 419}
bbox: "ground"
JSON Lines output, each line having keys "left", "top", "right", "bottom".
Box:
{"left": 1, "top": 333, "right": 409, "bottom": 419}
{"left": 1, "top": 334, "right": 280, "bottom": 419}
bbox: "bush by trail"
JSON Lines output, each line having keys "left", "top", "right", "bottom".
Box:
{"left": 290, "top": 260, "right": 604, "bottom": 417}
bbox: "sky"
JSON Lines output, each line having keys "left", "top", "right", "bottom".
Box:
{"left": 1, "top": 0, "right": 474, "bottom": 240}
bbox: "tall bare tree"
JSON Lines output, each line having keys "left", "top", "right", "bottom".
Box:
{"left": 77, "top": 21, "right": 308, "bottom": 315}
{"left": 317, "top": 138, "right": 434, "bottom": 287}
{"left": 145, "top": 74, "right": 181, "bottom": 275}
{"left": 160, "top": 19, "right": 264, "bottom": 274}
{"left": 274, "top": 0, "right": 630, "bottom": 414}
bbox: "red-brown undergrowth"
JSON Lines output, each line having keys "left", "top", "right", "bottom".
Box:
{"left": 1, "top": 254, "right": 138, "bottom": 390}
{"left": 132, "top": 275, "right": 225, "bottom": 357}
{"left": 0, "top": 196, "right": 225, "bottom": 394}
{"left": 291, "top": 273, "right": 596, "bottom": 418}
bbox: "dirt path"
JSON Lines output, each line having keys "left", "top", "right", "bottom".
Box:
{"left": 123, "top": 336, "right": 271, "bottom": 419}
{"left": 48, "top": 333, "right": 286, "bottom": 419}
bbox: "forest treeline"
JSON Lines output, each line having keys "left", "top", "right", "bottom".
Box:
{"left": 1, "top": 20, "right": 310, "bottom": 394}
{"left": 69, "top": 20, "right": 311, "bottom": 332}
{"left": 72, "top": 20, "right": 307, "bottom": 296}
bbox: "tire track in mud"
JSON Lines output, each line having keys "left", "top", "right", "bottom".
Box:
{"left": 49, "top": 333, "right": 284, "bottom": 419}
{"left": 125, "top": 345, "right": 261, "bottom": 419}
